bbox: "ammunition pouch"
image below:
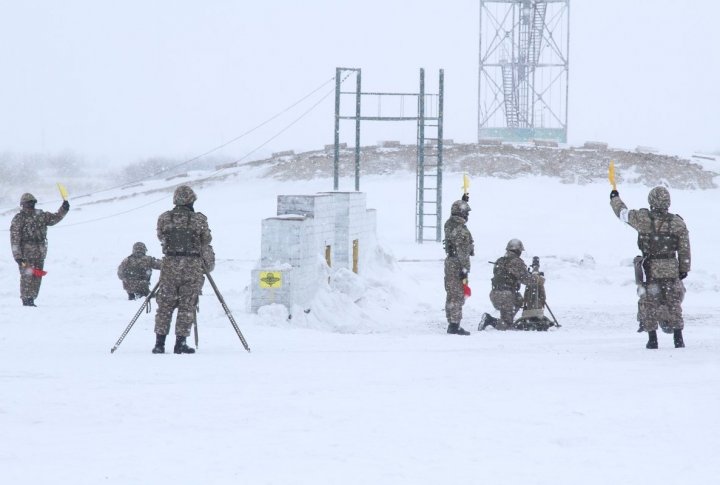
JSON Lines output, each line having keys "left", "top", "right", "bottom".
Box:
{"left": 633, "top": 255, "right": 645, "bottom": 284}
{"left": 443, "top": 239, "right": 457, "bottom": 257}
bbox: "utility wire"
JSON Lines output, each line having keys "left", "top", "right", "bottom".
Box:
{"left": 0, "top": 76, "right": 336, "bottom": 213}
{"left": 47, "top": 77, "right": 347, "bottom": 229}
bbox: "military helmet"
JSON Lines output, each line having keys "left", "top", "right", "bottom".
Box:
{"left": 173, "top": 185, "right": 197, "bottom": 206}
{"left": 506, "top": 238, "right": 525, "bottom": 252}
{"left": 20, "top": 193, "right": 37, "bottom": 205}
{"left": 648, "top": 186, "right": 671, "bottom": 211}
{"left": 450, "top": 200, "right": 471, "bottom": 217}
{"left": 132, "top": 242, "right": 147, "bottom": 254}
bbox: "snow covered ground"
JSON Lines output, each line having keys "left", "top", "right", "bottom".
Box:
{"left": 1, "top": 164, "right": 719, "bottom": 484}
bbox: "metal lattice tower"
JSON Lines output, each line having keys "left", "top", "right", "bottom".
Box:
{"left": 334, "top": 67, "right": 445, "bottom": 243}
{"left": 478, "top": 0, "right": 570, "bottom": 142}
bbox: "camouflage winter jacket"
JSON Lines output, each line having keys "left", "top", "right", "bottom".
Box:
{"left": 611, "top": 195, "right": 690, "bottom": 280}
{"left": 443, "top": 215, "right": 474, "bottom": 273}
{"left": 117, "top": 252, "right": 162, "bottom": 283}
{"left": 157, "top": 206, "right": 212, "bottom": 258}
{"left": 491, "top": 251, "right": 537, "bottom": 292}
{"left": 10, "top": 204, "right": 69, "bottom": 261}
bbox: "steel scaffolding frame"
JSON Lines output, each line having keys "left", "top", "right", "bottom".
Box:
{"left": 333, "top": 67, "right": 445, "bottom": 243}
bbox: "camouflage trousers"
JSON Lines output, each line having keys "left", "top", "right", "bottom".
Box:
{"left": 638, "top": 279, "right": 685, "bottom": 332}
{"left": 489, "top": 289, "right": 524, "bottom": 330}
{"left": 154, "top": 257, "right": 204, "bottom": 337}
{"left": 444, "top": 258, "right": 466, "bottom": 324}
{"left": 122, "top": 279, "right": 151, "bottom": 296}
{"left": 18, "top": 258, "right": 44, "bottom": 300}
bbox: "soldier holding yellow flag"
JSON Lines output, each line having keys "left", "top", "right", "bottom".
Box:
{"left": 608, "top": 162, "right": 691, "bottom": 349}
{"left": 9, "top": 189, "right": 70, "bottom": 306}
{"left": 442, "top": 175, "right": 474, "bottom": 335}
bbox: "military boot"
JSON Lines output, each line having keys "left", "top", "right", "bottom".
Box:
{"left": 673, "top": 329, "right": 685, "bottom": 348}
{"left": 22, "top": 298, "right": 37, "bottom": 307}
{"left": 152, "top": 334, "right": 166, "bottom": 354}
{"left": 447, "top": 323, "right": 470, "bottom": 336}
{"left": 174, "top": 336, "right": 196, "bottom": 354}
{"left": 646, "top": 330, "right": 659, "bottom": 349}
{"left": 478, "top": 313, "right": 498, "bottom": 331}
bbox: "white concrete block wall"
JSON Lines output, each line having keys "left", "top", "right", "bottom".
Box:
{"left": 320, "top": 192, "right": 371, "bottom": 272}
{"left": 260, "top": 216, "right": 311, "bottom": 267}
{"left": 277, "top": 195, "right": 336, "bottom": 265}
{"left": 251, "top": 191, "right": 377, "bottom": 314}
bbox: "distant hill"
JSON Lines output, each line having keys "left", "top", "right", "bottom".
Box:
{"left": 244, "top": 142, "right": 718, "bottom": 190}
{"left": 2, "top": 142, "right": 717, "bottom": 210}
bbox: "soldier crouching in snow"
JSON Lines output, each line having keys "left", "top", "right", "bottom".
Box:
{"left": 10, "top": 193, "right": 69, "bottom": 307}
{"left": 443, "top": 199, "right": 474, "bottom": 335}
{"left": 152, "top": 185, "right": 213, "bottom": 355}
{"left": 479, "top": 239, "right": 543, "bottom": 330}
{"left": 117, "top": 242, "right": 162, "bottom": 300}
{"left": 610, "top": 186, "right": 690, "bottom": 349}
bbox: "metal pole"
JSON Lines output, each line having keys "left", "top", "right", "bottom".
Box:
{"left": 204, "top": 269, "right": 251, "bottom": 352}
{"left": 354, "top": 70, "right": 362, "bottom": 191}
{"left": 110, "top": 281, "right": 160, "bottom": 353}
{"left": 564, "top": 0, "right": 570, "bottom": 142}
{"left": 436, "top": 69, "right": 444, "bottom": 243}
{"left": 478, "top": 1, "right": 483, "bottom": 141}
{"left": 417, "top": 68, "right": 426, "bottom": 243}
{"left": 334, "top": 68, "right": 341, "bottom": 191}
{"left": 544, "top": 301, "right": 561, "bottom": 328}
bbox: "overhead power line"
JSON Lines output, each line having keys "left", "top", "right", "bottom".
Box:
{"left": 33, "top": 74, "right": 350, "bottom": 229}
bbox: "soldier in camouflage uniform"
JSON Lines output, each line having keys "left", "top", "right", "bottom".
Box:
{"left": 117, "top": 242, "right": 162, "bottom": 300}
{"left": 479, "top": 239, "right": 543, "bottom": 330}
{"left": 10, "top": 193, "right": 69, "bottom": 306}
{"left": 610, "top": 186, "right": 690, "bottom": 349}
{"left": 443, "top": 199, "right": 474, "bottom": 335}
{"left": 152, "top": 185, "right": 212, "bottom": 355}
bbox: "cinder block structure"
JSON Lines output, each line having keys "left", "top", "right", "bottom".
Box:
{"left": 250, "top": 192, "right": 377, "bottom": 313}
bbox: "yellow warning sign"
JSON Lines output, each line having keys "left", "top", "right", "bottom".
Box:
{"left": 259, "top": 271, "right": 282, "bottom": 288}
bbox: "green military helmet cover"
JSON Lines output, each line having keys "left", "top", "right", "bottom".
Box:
{"left": 648, "top": 186, "right": 671, "bottom": 211}
{"left": 506, "top": 238, "right": 525, "bottom": 252}
{"left": 20, "top": 193, "right": 37, "bottom": 205}
{"left": 132, "top": 242, "right": 148, "bottom": 255}
{"left": 450, "top": 200, "right": 471, "bottom": 217}
{"left": 173, "top": 185, "right": 197, "bottom": 206}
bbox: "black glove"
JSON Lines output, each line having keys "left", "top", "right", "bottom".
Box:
{"left": 679, "top": 272, "right": 688, "bottom": 280}
{"left": 462, "top": 193, "right": 470, "bottom": 202}
{"left": 459, "top": 268, "right": 468, "bottom": 279}
{"left": 610, "top": 190, "right": 619, "bottom": 199}
{"left": 15, "top": 258, "right": 25, "bottom": 266}
{"left": 61, "top": 200, "right": 70, "bottom": 210}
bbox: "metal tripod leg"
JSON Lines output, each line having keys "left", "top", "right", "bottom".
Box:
{"left": 204, "top": 267, "right": 251, "bottom": 353}
{"left": 544, "top": 301, "right": 561, "bottom": 328}
{"left": 111, "top": 281, "right": 160, "bottom": 353}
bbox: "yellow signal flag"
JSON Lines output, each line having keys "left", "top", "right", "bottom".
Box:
{"left": 259, "top": 271, "right": 283, "bottom": 289}
{"left": 462, "top": 173, "right": 470, "bottom": 194}
{"left": 57, "top": 183, "right": 69, "bottom": 200}
{"left": 608, "top": 161, "right": 617, "bottom": 191}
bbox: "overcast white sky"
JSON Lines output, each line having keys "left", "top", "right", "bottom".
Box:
{"left": 0, "top": 0, "right": 718, "bottom": 166}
